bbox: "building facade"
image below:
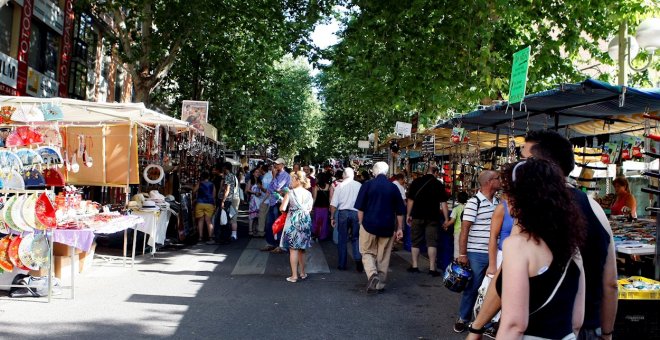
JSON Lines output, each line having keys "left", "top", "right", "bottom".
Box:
{"left": 0, "top": 0, "right": 132, "bottom": 102}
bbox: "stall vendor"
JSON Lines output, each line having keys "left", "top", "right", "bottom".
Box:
{"left": 611, "top": 176, "right": 637, "bottom": 218}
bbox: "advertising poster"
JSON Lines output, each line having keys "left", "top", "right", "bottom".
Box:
{"left": 181, "top": 100, "right": 209, "bottom": 131}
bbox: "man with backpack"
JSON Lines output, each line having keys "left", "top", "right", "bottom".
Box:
{"left": 454, "top": 170, "right": 500, "bottom": 333}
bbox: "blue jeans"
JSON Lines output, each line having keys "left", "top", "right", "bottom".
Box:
{"left": 437, "top": 226, "right": 454, "bottom": 272}
{"left": 459, "top": 252, "right": 489, "bottom": 321}
{"left": 265, "top": 204, "right": 281, "bottom": 246}
{"left": 337, "top": 210, "right": 361, "bottom": 268}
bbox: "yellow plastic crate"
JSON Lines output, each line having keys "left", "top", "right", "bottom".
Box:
{"left": 618, "top": 276, "right": 660, "bottom": 300}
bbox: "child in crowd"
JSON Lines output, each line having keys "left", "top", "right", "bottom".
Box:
{"left": 443, "top": 191, "right": 469, "bottom": 258}
{"left": 247, "top": 177, "right": 264, "bottom": 236}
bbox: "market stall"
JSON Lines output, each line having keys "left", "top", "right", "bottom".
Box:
{"left": 0, "top": 96, "right": 195, "bottom": 299}
{"left": 438, "top": 79, "right": 660, "bottom": 336}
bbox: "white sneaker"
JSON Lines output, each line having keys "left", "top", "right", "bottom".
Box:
{"left": 231, "top": 235, "right": 237, "bottom": 241}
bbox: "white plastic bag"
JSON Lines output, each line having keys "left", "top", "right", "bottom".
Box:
{"left": 220, "top": 209, "right": 228, "bottom": 225}
{"left": 473, "top": 274, "right": 501, "bottom": 323}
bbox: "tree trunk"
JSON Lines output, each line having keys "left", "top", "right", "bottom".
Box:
{"left": 133, "top": 79, "right": 151, "bottom": 107}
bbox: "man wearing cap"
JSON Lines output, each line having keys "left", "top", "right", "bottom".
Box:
{"left": 354, "top": 162, "right": 405, "bottom": 293}
{"left": 261, "top": 158, "right": 291, "bottom": 253}
{"left": 330, "top": 168, "right": 363, "bottom": 271}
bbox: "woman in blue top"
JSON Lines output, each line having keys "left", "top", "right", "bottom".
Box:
{"left": 487, "top": 198, "right": 515, "bottom": 277}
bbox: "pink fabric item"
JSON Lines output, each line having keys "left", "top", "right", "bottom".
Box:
{"left": 313, "top": 207, "right": 330, "bottom": 240}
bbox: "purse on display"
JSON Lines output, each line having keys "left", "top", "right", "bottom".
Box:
{"left": 40, "top": 103, "right": 64, "bottom": 121}
{"left": 11, "top": 105, "right": 45, "bottom": 123}
{"left": 43, "top": 168, "right": 66, "bottom": 187}
{"left": 23, "top": 169, "right": 46, "bottom": 188}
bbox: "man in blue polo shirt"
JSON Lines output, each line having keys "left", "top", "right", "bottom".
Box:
{"left": 355, "top": 162, "right": 406, "bottom": 294}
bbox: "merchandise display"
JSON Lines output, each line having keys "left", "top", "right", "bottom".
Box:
{"left": 618, "top": 276, "right": 660, "bottom": 300}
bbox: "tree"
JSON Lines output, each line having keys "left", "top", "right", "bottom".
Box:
{"left": 79, "top": 0, "right": 335, "bottom": 106}
{"left": 315, "top": 0, "right": 658, "bottom": 159}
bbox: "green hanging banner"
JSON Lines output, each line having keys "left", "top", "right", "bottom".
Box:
{"left": 508, "top": 46, "right": 531, "bottom": 104}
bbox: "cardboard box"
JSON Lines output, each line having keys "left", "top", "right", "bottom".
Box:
{"left": 54, "top": 255, "right": 79, "bottom": 282}
{"left": 78, "top": 242, "right": 97, "bottom": 273}
{"left": 53, "top": 243, "right": 83, "bottom": 256}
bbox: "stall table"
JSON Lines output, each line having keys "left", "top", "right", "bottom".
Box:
{"left": 132, "top": 208, "right": 171, "bottom": 256}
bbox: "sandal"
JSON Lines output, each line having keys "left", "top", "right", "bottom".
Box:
{"left": 260, "top": 245, "right": 276, "bottom": 252}
{"left": 286, "top": 276, "right": 298, "bottom": 283}
{"left": 270, "top": 247, "right": 285, "bottom": 254}
{"left": 299, "top": 274, "right": 308, "bottom": 280}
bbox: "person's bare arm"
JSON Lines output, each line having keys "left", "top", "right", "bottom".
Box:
{"left": 357, "top": 210, "right": 364, "bottom": 225}
{"left": 458, "top": 220, "right": 472, "bottom": 265}
{"left": 572, "top": 254, "right": 586, "bottom": 335}
{"left": 406, "top": 199, "right": 414, "bottom": 225}
{"left": 394, "top": 214, "right": 404, "bottom": 240}
{"left": 498, "top": 236, "right": 530, "bottom": 339}
{"left": 441, "top": 201, "right": 449, "bottom": 222}
{"left": 280, "top": 192, "right": 290, "bottom": 212}
{"left": 468, "top": 267, "right": 503, "bottom": 334}
{"left": 588, "top": 197, "right": 618, "bottom": 339}
{"left": 487, "top": 205, "right": 505, "bottom": 276}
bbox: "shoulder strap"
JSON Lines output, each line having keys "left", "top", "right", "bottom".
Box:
{"left": 414, "top": 177, "right": 434, "bottom": 200}
{"left": 529, "top": 259, "right": 572, "bottom": 316}
{"left": 461, "top": 196, "right": 480, "bottom": 220}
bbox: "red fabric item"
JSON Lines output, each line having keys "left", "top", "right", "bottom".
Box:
{"left": 35, "top": 193, "right": 56, "bottom": 229}
{"left": 272, "top": 212, "right": 287, "bottom": 235}
{"left": 43, "top": 168, "right": 66, "bottom": 187}
{"left": 0, "top": 236, "right": 14, "bottom": 272}
{"left": 8, "top": 236, "right": 30, "bottom": 270}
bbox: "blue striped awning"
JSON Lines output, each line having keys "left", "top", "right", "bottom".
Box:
{"left": 440, "top": 79, "right": 660, "bottom": 137}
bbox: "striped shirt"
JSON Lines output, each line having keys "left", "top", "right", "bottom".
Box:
{"left": 463, "top": 191, "right": 499, "bottom": 253}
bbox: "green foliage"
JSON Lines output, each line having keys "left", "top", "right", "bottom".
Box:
{"left": 315, "top": 0, "right": 658, "bottom": 159}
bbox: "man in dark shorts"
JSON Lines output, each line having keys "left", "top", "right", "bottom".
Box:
{"left": 406, "top": 165, "right": 449, "bottom": 276}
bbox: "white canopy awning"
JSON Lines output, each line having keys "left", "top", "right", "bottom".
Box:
{"left": 0, "top": 96, "right": 190, "bottom": 128}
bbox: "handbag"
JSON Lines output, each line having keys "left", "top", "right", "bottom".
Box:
{"left": 272, "top": 212, "right": 287, "bottom": 234}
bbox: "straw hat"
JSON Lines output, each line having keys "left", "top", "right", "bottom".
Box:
{"left": 140, "top": 200, "right": 159, "bottom": 211}
{"left": 127, "top": 201, "right": 141, "bottom": 210}
{"left": 149, "top": 190, "right": 166, "bottom": 202}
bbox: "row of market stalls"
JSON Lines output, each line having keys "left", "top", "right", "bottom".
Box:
{"left": 0, "top": 96, "right": 222, "bottom": 300}
{"left": 379, "top": 78, "right": 660, "bottom": 336}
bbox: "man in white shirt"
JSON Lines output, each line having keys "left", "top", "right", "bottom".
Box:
{"left": 330, "top": 168, "right": 363, "bottom": 271}
{"left": 393, "top": 173, "right": 406, "bottom": 200}
{"left": 454, "top": 170, "right": 500, "bottom": 332}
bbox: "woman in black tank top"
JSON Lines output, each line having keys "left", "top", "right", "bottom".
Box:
{"left": 493, "top": 159, "right": 586, "bottom": 339}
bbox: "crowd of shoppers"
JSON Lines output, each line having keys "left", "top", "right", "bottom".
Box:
{"left": 191, "top": 129, "right": 618, "bottom": 338}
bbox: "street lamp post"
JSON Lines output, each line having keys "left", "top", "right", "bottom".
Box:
{"left": 608, "top": 18, "right": 660, "bottom": 86}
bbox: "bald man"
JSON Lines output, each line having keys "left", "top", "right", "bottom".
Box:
{"left": 453, "top": 170, "right": 501, "bottom": 333}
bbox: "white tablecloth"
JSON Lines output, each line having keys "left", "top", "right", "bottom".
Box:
{"left": 132, "top": 209, "right": 171, "bottom": 248}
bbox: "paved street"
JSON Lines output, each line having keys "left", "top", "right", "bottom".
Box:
{"left": 0, "top": 211, "right": 466, "bottom": 340}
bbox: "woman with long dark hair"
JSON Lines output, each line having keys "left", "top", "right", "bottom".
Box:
{"left": 483, "top": 159, "right": 586, "bottom": 339}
